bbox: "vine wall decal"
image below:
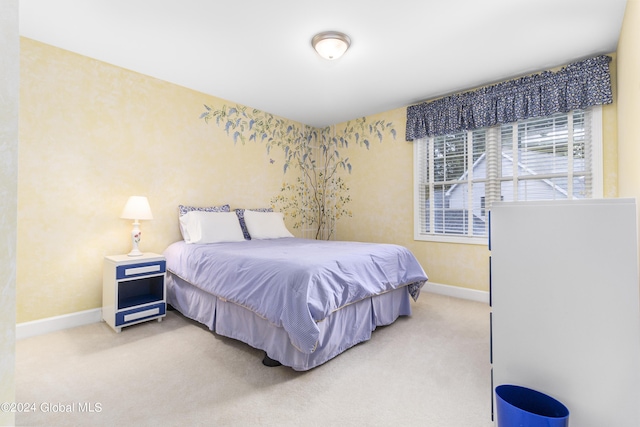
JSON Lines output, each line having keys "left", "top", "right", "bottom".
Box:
{"left": 201, "top": 104, "right": 396, "bottom": 239}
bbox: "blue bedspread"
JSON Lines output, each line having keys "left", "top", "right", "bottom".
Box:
{"left": 163, "top": 238, "right": 428, "bottom": 354}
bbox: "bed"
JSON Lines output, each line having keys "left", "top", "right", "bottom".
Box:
{"left": 163, "top": 206, "right": 428, "bottom": 371}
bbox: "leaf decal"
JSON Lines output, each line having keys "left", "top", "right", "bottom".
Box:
{"left": 200, "top": 104, "right": 396, "bottom": 240}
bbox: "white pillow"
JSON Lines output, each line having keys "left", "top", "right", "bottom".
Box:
{"left": 243, "top": 210, "right": 293, "bottom": 239}
{"left": 177, "top": 204, "right": 230, "bottom": 241}
{"left": 179, "top": 211, "right": 245, "bottom": 244}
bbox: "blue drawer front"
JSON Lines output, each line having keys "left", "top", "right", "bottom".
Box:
{"left": 116, "top": 260, "right": 166, "bottom": 280}
{"left": 116, "top": 302, "right": 166, "bottom": 326}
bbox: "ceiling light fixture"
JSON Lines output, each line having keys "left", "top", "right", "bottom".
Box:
{"left": 311, "top": 31, "right": 351, "bottom": 60}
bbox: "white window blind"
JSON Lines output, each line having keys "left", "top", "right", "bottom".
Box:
{"left": 414, "top": 107, "right": 602, "bottom": 243}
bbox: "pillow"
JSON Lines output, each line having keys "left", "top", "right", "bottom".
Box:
{"left": 235, "top": 208, "right": 273, "bottom": 239}
{"left": 243, "top": 210, "right": 293, "bottom": 239}
{"left": 178, "top": 204, "right": 230, "bottom": 241}
{"left": 179, "top": 211, "right": 245, "bottom": 244}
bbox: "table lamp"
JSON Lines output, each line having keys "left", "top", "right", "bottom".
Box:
{"left": 120, "top": 196, "right": 154, "bottom": 256}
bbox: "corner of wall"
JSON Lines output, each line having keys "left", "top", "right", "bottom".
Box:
{"left": 0, "top": 1, "right": 19, "bottom": 424}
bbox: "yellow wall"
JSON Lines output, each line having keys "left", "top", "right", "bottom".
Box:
{"left": 0, "top": 1, "right": 18, "bottom": 424}
{"left": 618, "top": 1, "right": 640, "bottom": 207}
{"left": 18, "top": 38, "right": 299, "bottom": 323}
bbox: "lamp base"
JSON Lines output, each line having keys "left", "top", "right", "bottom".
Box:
{"left": 128, "top": 222, "right": 143, "bottom": 257}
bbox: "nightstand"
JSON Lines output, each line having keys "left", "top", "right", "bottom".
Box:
{"left": 102, "top": 252, "right": 166, "bottom": 332}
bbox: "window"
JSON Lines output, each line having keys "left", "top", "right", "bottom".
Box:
{"left": 414, "top": 106, "right": 602, "bottom": 244}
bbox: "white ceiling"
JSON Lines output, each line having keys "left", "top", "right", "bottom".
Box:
{"left": 19, "top": 0, "right": 627, "bottom": 128}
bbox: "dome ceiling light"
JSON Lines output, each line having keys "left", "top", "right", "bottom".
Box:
{"left": 311, "top": 31, "right": 351, "bottom": 60}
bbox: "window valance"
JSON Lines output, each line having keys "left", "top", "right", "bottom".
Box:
{"left": 405, "top": 55, "right": 613, "bottom": 141}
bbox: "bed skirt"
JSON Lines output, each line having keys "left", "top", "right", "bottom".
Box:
{"left": 166, "top": 271, "right": 413, "bottom": 371}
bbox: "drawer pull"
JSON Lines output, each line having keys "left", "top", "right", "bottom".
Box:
{"left": 123, "top": 307, "right": 160, "bottom": 323}
{"left": 125, "top": 265, "right": 160, "bottom": 276}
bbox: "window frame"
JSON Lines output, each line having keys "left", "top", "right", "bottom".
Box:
{"left": 413, "top": 106, "right": 603, "bottom": 245}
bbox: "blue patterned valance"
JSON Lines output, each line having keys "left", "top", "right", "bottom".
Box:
{"left": 406, "top": 55, "right": 613, "bottom": 140}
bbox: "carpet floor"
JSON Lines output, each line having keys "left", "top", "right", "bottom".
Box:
{"left": 15, "top": 292, "right": 493, "bottom": 427}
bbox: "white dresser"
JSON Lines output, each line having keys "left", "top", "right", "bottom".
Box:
{"left": 490, "top": 199, "right": 640, "bottom": 426}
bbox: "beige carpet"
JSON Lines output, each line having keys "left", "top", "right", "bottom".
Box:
{"left": 14, "top": 293, "right": 493, "bottom": 427}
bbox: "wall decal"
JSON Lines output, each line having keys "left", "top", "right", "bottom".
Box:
{"left": 201, "top": 104, "right": 395, "bottom": 239}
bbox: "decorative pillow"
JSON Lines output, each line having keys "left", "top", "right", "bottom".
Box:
{"left": 178, "top": 204, "right": 230, "bottom": 241}
{"left": 179, "top": 211, "right": 245, "bottom": 244}
{"left": 243, "top": 210, "right": 294, "bottom": 240}
{"left": 235, "top": 208, "right": 273, "bottom": 239}
{"left": 178, "top": 204, "right": 230, "bottom": 216}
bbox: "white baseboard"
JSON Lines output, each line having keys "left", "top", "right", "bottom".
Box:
{"left": 15, "top": 283, "right": 487, "bottom": 340}
{"left": 16, "top": 308, "right": 102, "bottom": 340}
{"left": 424, "top": 282, "right": 490, "bottom": 304}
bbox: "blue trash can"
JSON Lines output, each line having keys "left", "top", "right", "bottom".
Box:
{"left": 495, "top": 384, "right": 569, "bottom": 427}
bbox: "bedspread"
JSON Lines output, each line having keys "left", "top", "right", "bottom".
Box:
{"left": 163, "top": 238, "right": 428, "bottom": 354}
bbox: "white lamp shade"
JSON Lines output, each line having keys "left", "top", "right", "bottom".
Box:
{"left": 121, "top": 196, "right": 153, "bottom": 220}
{"left": 312, "top": 31, "right": 351, "bottom": 60}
